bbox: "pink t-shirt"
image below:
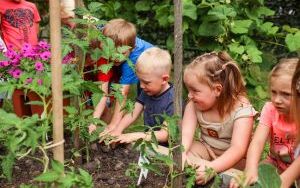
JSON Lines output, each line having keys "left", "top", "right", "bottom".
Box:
{"left": 259, "top": 102, "right": 297, "bottom": 170}
{"left": 0, "top": 0, "right": 41, "bottom": 49}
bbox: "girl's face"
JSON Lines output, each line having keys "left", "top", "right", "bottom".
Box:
{"left": 184, "top": 74, "right": 220, "bottom": 111}
{"left": 270, "top": 75, "right": 292, "bottom": 116}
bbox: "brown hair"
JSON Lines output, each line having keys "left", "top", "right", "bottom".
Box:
{"left": 184, "top": 51, "right": 246, "bottom": 117}
{"left": 103, "top": 18, "right": 136, "bottom": 49}
{"left": 291, "top": 59, "right": 300, "bottom": 143}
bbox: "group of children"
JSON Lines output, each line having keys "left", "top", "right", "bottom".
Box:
{"left": 0, "top": 1, "right": 299, "bottom": 187}
{"left": 86, "top": 18, "right": 300, "bottom": 187}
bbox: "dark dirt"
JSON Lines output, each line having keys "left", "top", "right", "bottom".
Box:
{"left": 0, "top": 143, "right": 168, "bottom": 188}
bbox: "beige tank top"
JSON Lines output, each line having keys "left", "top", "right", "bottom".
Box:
{"left": 196, "top": 104, "right": 257, "bottom": 150}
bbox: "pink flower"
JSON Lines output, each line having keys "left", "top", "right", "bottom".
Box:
{"left": 12, "top": 69, "right": 22, "bottom": 79}
{"left": 40, "top": 51, "right": 51, "bottom": 61}
{"left": 38, "top": 40, "right": 50, "bottom": 50}
{"left": 2, "top": 61, "right": 10, "bottom": 67}
{"left": 37, "top": 79, "right": 43, "bottom": 85}
{"left": 35, "top": 61, "right": 44, "bottom": 71}
{"left": 26, "top": 77, "right": 33, "bottom": 84}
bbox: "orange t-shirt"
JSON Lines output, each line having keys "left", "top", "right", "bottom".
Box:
{"left": 0, "top": 0, "right": 41, "bottom": 49}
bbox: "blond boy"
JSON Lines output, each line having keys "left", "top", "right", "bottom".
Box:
{"left": 109, "top": 47, "right": 174, "bottom": 143}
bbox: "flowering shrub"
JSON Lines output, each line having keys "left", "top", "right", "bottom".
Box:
{"left": 0, "top": 41, "right": 51, "bottom": 86}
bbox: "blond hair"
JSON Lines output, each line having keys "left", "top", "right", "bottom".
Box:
{"left": 291, "top": 59, "right": 300, "bottom": 144}
{"left": 184, "top": 51, "right": 246, "bottom": 118}
{"left": 103, "top": 18, "right": 136, "bottom": 48}
{"left": 136, "top": 47, "right": 172, "bottom": 76}
{"left": 269, "top": 58, "right": 299, "bottom": 80}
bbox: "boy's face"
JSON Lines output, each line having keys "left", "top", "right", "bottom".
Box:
{"left": 113, "top": 50, "right": 131, "bottom": 66}
{"left": 137, "top": 71, "right": 169, "bottom": 96}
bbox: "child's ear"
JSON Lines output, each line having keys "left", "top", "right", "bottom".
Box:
{"left": 162, "top": 74, "right": 170, "bottom": 83}
{"left": 213, "top": 83, "right": 223, "bottom": 96}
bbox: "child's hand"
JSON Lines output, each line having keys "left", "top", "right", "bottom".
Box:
{"left": 88, "top": 124, "right": 97, "bottom": 134}
{"left": 244, "top": 168, "right": 258, "bottom": 186}
{"left": 113, "top": 132, "right": 145, "bottom": 144}
{"left": 195, "top": 162, "right": 215, "bottom": 185}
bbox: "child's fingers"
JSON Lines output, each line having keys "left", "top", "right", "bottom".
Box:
{"left": 229, "top": 178, "right": 239, "bottom": 188}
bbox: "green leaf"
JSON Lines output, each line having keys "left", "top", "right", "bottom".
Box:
{"left": 34, "top": 171, "right": 60, "bottom": 182}
{"left": 183, "top": 0, "right": 197, "bottom": 20}
{"left": 257, "top": 164, "right": 281, "bottom": 188}
{"left": 135, "top": 0, "right": 151, "bottom": 11}
{"left": 155, "top": 154, "right": 173, "bottom": 166}
{"left": 78, "top": 168, "right": 93, "bottom": 184}
{"left": 90, "top": 48, "right": 102, "bottom": 62}
{"left": 255, "top": 85, "right": 268, "bottom": 99}
{"left": 1, "top": 153, "right": 15, "bottom": 181}
{"left": 285, "top": 31, "right": 300, "bottom": 52}
{"left": 228, "top": 43, "right": 245, "bottom": 55}
{"left": 255, "top": 6, "right": 275, "bottom": 17}
{"left": 51, "top": 160, "right": 64, "bottom": 173}
{"left": 208, "top": 5, "right": 236, "bottom": 20}
{"left": 88, "top": 2, "right": 103, "bottom": 13}
{"left": 99, "top": 63, "right": 114, "bottom": 74}
{"left": 64, "top": 106, "right": 78, "bottom": 115}
{"left": 246, "top": 45, "right": 262, "bottom": 63}
{"left": 198, "top": 21, "right": 225, "bottom": 36}
{"left": 231, "top": 20, "right": 253, "bottom": 34}
{"left": 92, "top": 93, "right": 103, "bottom": 108}
{"left": 259, "top": 22, "right": 279, "bottom": 35}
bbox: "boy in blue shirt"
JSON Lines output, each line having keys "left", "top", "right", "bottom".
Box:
{"left": 89, "top": 19, "right": 153, "bottom": 134}
{"left": 108, "top": 47, "right": 174, "bottom": 144}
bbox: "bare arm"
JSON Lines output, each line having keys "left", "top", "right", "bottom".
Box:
{"left": 210, "top": 116, "right": 255, "bottom": 173}
{"left": 112, "top": 102, "right": 144, "bottom": 135}
{"left": 182, "top": 101, "right": 198, "bottom": 153}
{"left": 108, "top": 84, "right": 131, "bottom": 128}
{"left": 92, "top": 82, "right": 109, "bottom": 119}
{"left": 280, "top": 156, "right": 300, "bottom": 188}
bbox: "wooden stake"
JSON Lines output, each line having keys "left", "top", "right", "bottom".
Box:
{"left": 49, "top": 0, "right": 64, "bottom": 165}
{"left": 173, "top": 0, "right": 183, "bottom": 187}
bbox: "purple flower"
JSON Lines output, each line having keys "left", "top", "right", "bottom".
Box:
{"left": 37, "top": 79, "right": 43, "bottom": 85}
{"left": 21, "top": 43, "right": 32, "bottom": 53}
{"left": 12, "top": 69, "right": 22, "bottom": 79}
{"left": 2, "top": 61, "right": 10, "bottom": 67}
{"left": 26, "top": 77, "right": 33, "bottom": 84}
{"left": 38, "top": 40, "right": 50, "bottom": 50}
{"left": 35, "top": 61, "right": 44, "bottom": 71}
{"left": 40, "top": 51, "right": 51, "bottom": 61}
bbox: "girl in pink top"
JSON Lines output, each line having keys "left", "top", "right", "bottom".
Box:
{"left": 280, "top": 59, "right": 300, "bottom": 188}
{"left": 230, "top": 58, "right": 299, "bottom": 188}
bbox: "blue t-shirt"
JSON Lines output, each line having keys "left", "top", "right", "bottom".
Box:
{"left": 119, "top": 37, "right": 153, "bottom": 84}
{"left": 136, "top": 84, "right": 174, "bottom": 127}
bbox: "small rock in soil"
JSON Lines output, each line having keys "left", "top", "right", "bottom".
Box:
{"left": 83, "top": 161, "right": 98, "bottom": 172}
{"left": 90, "top": 143, "right": 98, "bottom": 151}
{"left": 14, "top": 165, "right": 21, "bottom": 172}
{"left": 107, "top": 178, "right": 115, "bottom": 185}
{"left": 114, "top": 183, "right": 121, "bottom": 188}
{"left": 114, "top": 161, "right": 124, "bottom": 171}
{"left": 25, "top": 159, "right": 33, "bottom": 166}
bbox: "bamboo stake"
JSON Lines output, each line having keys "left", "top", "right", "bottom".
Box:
{"left": 49, "top": 0, "right": 64, "bottom": 164}
{"left": 173, "top": 0, "right": 183, "bottom": 187}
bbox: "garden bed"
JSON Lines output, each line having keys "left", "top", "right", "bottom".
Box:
{"left": 0, "top": 143, "right": 168, "bottom": 188}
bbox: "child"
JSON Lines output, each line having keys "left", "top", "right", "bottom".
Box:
{"left": 107, "top": 47, "right": 173, "bottom": 144}
{"left": 89, "top": 18, "right": 153, "bottom": 134}
{"left": 230, "top": 58, "right": 299, "bottom": 188}
{"left": 280, "top": 59, "right": 300, "bottom": 188}
{"left": 182, "top": 51, "right": 256, "bottom": 185}
{"left": 0, "top": 0, "right": 41, "bottom": 49}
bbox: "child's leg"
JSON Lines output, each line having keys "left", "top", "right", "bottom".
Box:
{"left": 187, "top": 141, "right": 213, "bottom": 161}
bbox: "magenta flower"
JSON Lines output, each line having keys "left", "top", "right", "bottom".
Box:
{"left": 2, "top": 61, "right": 10, "bottom": 67}
{"left": 26, "top": 77, "right": 33, "bottom": 84}
{"left": 40, "top": 51, "right": 51, "bottom": 61}
{"left": 37, "top": 79, "right": 43, "bottom": 85}
{"left": 21, "top": 43, "right": 32, "bottom": 53}
{"left": 38, "top": 40, "right": 50, "bottom": 50}
{"left": 35, "top": 61, "right": 44, "bottom": 72}
{"left": 12, "top": 69, "right": 22, "bottom": 79}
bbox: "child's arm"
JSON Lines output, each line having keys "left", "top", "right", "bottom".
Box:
{"left": 88, "top": 82, "right": 109, "bottom": 133}
{"left": 280, "top": 157, "right": 300, "bottom": 188}
{"left": 109, "top": 101, "right": 144, "bottom": 136}
{"left": 182, "top": 101, "right": 198, "bottom": 156}
{"left": 114, "top": 128, "right": 168, "bottom": 144}
{"left": 107, "top": 84, "right": 131, "bottom": 130}
{"left": 209, "top": 116, "right": 256, "bottom": 173}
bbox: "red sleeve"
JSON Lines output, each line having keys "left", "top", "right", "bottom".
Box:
{"left": 32, "top": 3, "right": 41, "bottom": 23}
{"left": 97, "top": 58, "right": 113, "bottom": 82}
